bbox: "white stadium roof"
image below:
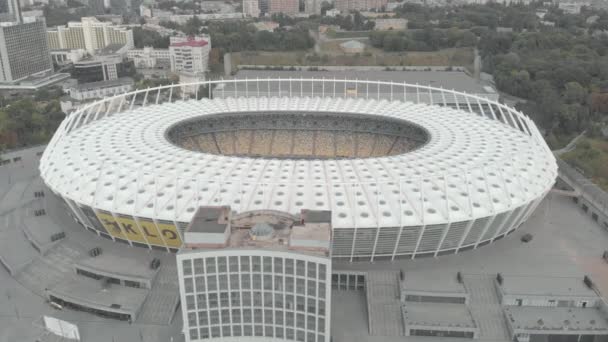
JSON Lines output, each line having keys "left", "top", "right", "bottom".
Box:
{"left": 41, "top": 93, "right": 557, "bottom": 229}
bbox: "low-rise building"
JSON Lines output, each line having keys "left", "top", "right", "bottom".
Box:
{"left": 170, "top": 35, "right": 211, "bottom": 75}
{"left": 373, "top": 18, "right": 407, "bottom": 30}
{"left": 496, "top": 275, "right": 608, "bottom": 342}
{"left": 325, "top": 8, "right": 340, "bottom": 16}
{"left": 253, "top": 21, "right": 280, "bottom": 32}
{"left": 67, "top": 77, "right": 134, "bottom": 101}
{"left": 127, "top": 47, "right": 171, "bottom": 69}
{"left": 339, "top": 40, "right": 366, "bottom": 54}
{"left": 51, "top": 49, "right": 87, "bottom": 65}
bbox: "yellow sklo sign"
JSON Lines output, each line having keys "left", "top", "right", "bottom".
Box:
{"left": 95, "top": 212, "right": 182, "bottom": 248}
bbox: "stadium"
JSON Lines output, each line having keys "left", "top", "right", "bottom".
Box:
{"left": 39, "top": 78, "right": 558, "bottom": 260}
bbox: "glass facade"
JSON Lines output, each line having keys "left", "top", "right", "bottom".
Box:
{"left": 179, "top": 252, "right": 331, "bottom": 342}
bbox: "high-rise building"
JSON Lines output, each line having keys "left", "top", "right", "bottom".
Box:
{"left": 177, "top": 207, "right": 332, "bottom": 342}
{"left": 304, "top": 0, "right": 321, "bottom": 15}
{"left": 243, "top": 0, "right": 260, "bottom": 17}
{"left": 0, "top": 0, "right": 21, "bottom": 22}
{"left": 334, "top": 0, "right": 387, "bottom": 11}
{"left": 0, "top": 18, "right": 53, "bottom": 83}
{"left": 268, "top": 0, "right": 299, "bottom": 14}
{"left": 169, "top": 35, "right": 211, "bottom": 75}
{"left": 47, "top": 17, "right": 134, "bottom": 55}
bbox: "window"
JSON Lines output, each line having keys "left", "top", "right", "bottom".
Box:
{"left": 207, "top": 275, "right": 217, "bottom": 291}
{"left": 240, "top": 256, "right": 250, "bottom": 271}
{"left": 184, "top": 277, "right": 193, "bottom": 293}
{"left": 274, "top": 257, "right": 283, "bottom": 273}
{"left": 182, "top": 260, "right": 192, "bottom": 275}
{"left": 264, "top": 309, "right": 273, "bottom": 324}
{"left": 307, "top": 262, "right": 316, "bottom": 278}
{"left": 232, "top": 309, "right": 241, "bottom": 323}
{"left": 230, "top": 292, "right": 240, "bottom": 306}
{"left": 217, "top": 257, "right": 227, "bottom": 273}
{"left": 286, "top": 259, "right": 294, "bottom": 274}
{"left": 198, "top": 312, "right": 208, "bottom": 325}
{"left": 229, "top": 256, "right": 239, "bottom": 272}
{"left": 253, "top": 274, "right": 262, "bottom": 289}
{"left": 308, "top": 298, "right": 316, "bottom": 314}
{"left": 195, "top": 276, "right": 205, "bottom": 292}
{"left": 264, "top": 275, "right": 273, "bottom": 290}
{"left": 252, "top": 256, "right": 261, "bottom": 272}
{"left": 296, "top": 278, "right": 306, "bottom": 295}
{"left": 308, "top": 280, "right": 316, "bottom": 296}
{"left": 205, "top": 257, "right": 216, "bottom": 273}
{"left": 286, "top": 276, "right": 295, "bottom": 292}
{"left": 318, "top": 300, "right": 325, "bottom": 316}
{"left": 297, "top": 296, "right": 305, "bottom": 311}
{"left": 242, "top": 274, "right": 251, "bottom": 289}
{"left": 186, "top": 295, "right": 195, "bottom": 310}
{"left": 208, "top": 293, "right": 218, "bottom": 308}
{"left": 297, "top": 260, "right": 305, "bottom": 276}
{"left": 275, "top": 275, "right": 284, "bottom": 291}
{"left": 318, "top": 283, "right": 326, "bottom": 299}
{"left": 230, "top": 274, "right": 239, "bottom": 289}
{"left": 264, "top": 257, "right": 273, "bottom": 273}
{"left": 254, "top": 309, "right": 263, "bottom": 323}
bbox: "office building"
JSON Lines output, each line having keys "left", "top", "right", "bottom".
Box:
{"left": 127, "top": 46, "right": 171, "bottom": 69}
{"left": 47, "top": 17, "right": 134, "bottom": 55}
{"left": 268, "top": 0, "right": 299, "bottom": 14}
{"left": 177, "top": 207, "right": 332, "bottom": 342}
{"left": 243, "top": 0, "right": 260, "bottom": 17}
{"left": 334, "top": 0, "right": 388, "bottom": 11}
{"left": 0, "top": 18, "right": 53, "bottom": 83}
{"left": 0, "top": 0, "right": 21, "bottom": 22}
{"left": 304, "top": 0, "right": 321, "bottom": 15}
{"left": 169, "top": 35, "right": 211, "bottom": 74}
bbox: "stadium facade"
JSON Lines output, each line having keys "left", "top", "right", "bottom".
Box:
{"left": 40, "top": 78, "right": 558, "bottom": 260}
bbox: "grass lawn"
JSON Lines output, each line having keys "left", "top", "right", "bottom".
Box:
{"left": 562, "top": 137, "right": 608, "bottom": 191}
{"left": 326, "top": 30, "right": 371, "bottom": 39}
{"left": 231, "top": 47, "right": 474, "bottom": 70}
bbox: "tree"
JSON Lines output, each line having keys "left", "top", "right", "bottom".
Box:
{"left": 563, "top": 82, "right": 586, "bottom": 104}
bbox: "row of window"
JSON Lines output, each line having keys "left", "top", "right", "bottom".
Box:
{"left": 187, "top": 309, "right": 325, "bottom": 330}
{"left": 182, "top": 256, "right": 327, "bottom": 280}
{"left": 190, "top": 325, "right": 325, "bottom": 342}
{"left": 183, "top": 274, "right": 327, "bottom": 298}
{"left": 185, "top": 292, "right": 326, "bottom": 315}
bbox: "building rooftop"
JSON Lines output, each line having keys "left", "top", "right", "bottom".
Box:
{"left": 504, "top": 306, "right": 608, "bottom": 333}
{"left": 76, "top": 253, "right": 159, "bottom": 281}
{"left": 401, "top": 271, "right": 466, "bottom": 295}
{"left": 187, "top": 206, "right": 230, "bottom": 233}
{"left": 404, "top": 302, "right": 477, "bottom": 328}
{"left": 72, "top": 77, "right": 134, "bottom": 91}
{"left": 47, "top": 275, "right": 149, "bottom": 315}
{"left": 340, "top": 40, "right": 366, "bottom": 49}
{"left": 183, "top": 207, "right": 331, "bottom": 257}
{"left": 498, "top": 275, "right": 598, "bottom": 298}
{"left": 171, "top": 37, "right": 209, "bottom": 47}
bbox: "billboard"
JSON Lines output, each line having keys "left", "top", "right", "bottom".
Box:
{"left": 115, "top": 215, "right": 148, "bottom": 244}
{"left": 137, "top": 217, "right": 167, "bottom": 246}
{"left": 95, "top": 211, "right": 127, "bottom": 239}
{"left": 94, "top": 211, "right": 183, "bottom": 248}
{"left": 156, "top": 220, "right": 183, "bottom": 248}
{"left": 43, "top": 316, "right": 80, "bottom": 340}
